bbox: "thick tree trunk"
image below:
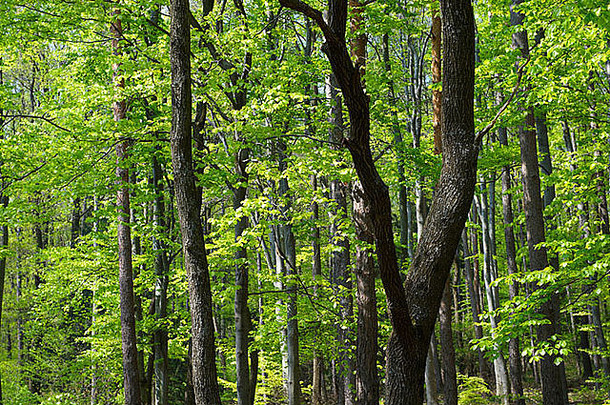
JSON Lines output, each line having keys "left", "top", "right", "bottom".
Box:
{"left": 169, "top": 0, "right": 221, "bottom": 403}
{"left": 279, "top": 0, "right": 475, "bottom": 403}
{"left": 112, "top": 12, "right": 141, "bottom": 405}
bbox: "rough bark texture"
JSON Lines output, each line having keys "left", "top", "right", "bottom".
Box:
{"left": 511, "top": 2, "right": 568, "bottom": 403}
{"left": 278, "top": 0, "right": 476, "bottom": 403}
{"left": 431, "top": 1, "right": 442, "bottom": 155}
{"left": 112, "top": 12, "right": 141, "bottom": 405}
{"left": 352, "top": 183, "right": 378, "bottom": 405}
{"left": 349, "top": 4, "right": 378, "bottom": 404}
{"left": 169, "top": 0, "right": 221, "bottom": 403}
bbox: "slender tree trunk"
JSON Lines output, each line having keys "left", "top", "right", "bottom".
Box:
{"left": 275, "top": 141, "right": 302, "bottom": 405}
{"left": 152, "top": 154, "right": 169, "bottom": 405}
{"left": 0, "top": 67, "right": 7, "bottom": 405}
{"left": 511, "top": 3, "right": 568, "bottom": 403}
{"left": 476, "top": 188, "right": 510, "bottom": 404}
{"left": 169, "top": 0, "right": 221, "bottom": 403}
{"left": 431, "top": 0, "right": 442, "bottom": 155}
{"left": 462, "top": 229, "right": 492, "bottom": 384}
{"left": 382, "top": 33, "right": 409, "bottom": 264}
{"left": 498, "top": 126, "right": 525, "bottom": 405}
{"left": 311, "top": 174, "right": 325, "bottom": 405}
{"left": 439, "top": 277, "right": 457, "bottom": 405}
{"left": 326, "top": 72, "right": 354, "bottom": 405}
{"left": 234, "top": 146, "right": 251, "bottom": 405}
{"left": 112, "top": 12, "right": 141, "bottom": 405}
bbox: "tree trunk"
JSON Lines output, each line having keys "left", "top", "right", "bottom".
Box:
{"left": 169, "top": 0, "right": 221, "bottom": 403}
{"left": 275, "top": 141, "right": 302, "bottom": 405}
{"left": 349, "top": 4, "right": 377, "bottom": 404}
{"left": 439, "top": 277, "right": 457, "bottom": 405}
{"left": 234, "top": 146, "right": 252, "bottom": 405}
{"left": 511, "top": 3, "right": 568, "bottom": 403}
{"left": 462, "top": 228, "right": 493, "bottom": 385}
{"left": 112, "top": 12, "right": 141, "bottom": 405}
{"left": 352, "top": 183, "right": 378, "bottom": 405}
{"left": 326, "top": 72, "right": 354, "bottom": 405}
{"left": 279, "top": 0, "right": 476, "bottom": 403}
{"left": 152, "top": 154, "right": 169, "bottom": 405}
{"left": 311, "top": 174, "right": 325, "bottom": 405}
{"left": 498, "top": 126, "right": 525, "bottom": 405}
{"left": 475, "top": 188, "right": 510, "bottom": 404}
{"left": 0, "top": 67, "right": 7, "bottom": 405}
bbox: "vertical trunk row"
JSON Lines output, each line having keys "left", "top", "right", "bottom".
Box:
{"left": 169, "top": 0, "right": 222, "bottom": 403}
{"left": 112, "top": 11, "right": 141, "bottom": 405}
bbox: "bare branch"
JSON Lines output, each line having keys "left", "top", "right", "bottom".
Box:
{"left": 475, "top": 55, "right": 531, "bottom": 144}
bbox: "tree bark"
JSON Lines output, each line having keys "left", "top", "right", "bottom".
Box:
{"left": 112, "top": 12, "right": 141, "bottom": 405}
{"left": 439, "top": 277, "right": 457, "bottom": 405}
{"left": 169, "top": 0, "right": 221, "bottom": 403}
{"left": 152, "top": 154, "right": 169, "bottom": 405}
{"left": 326, "top": 72, "right": 354, "bottom": 405}
{"left": 511, "top": 2, "right": 568, "bottom": 403}
{"left": 349, "top": 4, "right": 377, "bottom": 404}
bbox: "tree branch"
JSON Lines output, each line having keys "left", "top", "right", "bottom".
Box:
{"left": 475, "top": 55, "right": 530, "bottom": 144}
{"left": 279, "top": 0, "right": 335, "bottom": 43}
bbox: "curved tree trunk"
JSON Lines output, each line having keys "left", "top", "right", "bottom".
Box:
{"left": 278, "top": 0, "right": 476, "bottom": 403}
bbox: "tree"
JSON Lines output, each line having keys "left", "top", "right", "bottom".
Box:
{"left": 112, "top": 11, "right": 142, "bottom": 405}
{"left": 169, "top": 0, "right": 222, "bottom": 403}
{"left": 278, "top": 0, "right": 477, "bottom": 403}
{"left": 510, "top": 1, "right": 569, "bottom": 403}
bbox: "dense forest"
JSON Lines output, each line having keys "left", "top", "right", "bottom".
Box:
{"left": 0, "top": 0, "right": 609, "bottom": 404}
